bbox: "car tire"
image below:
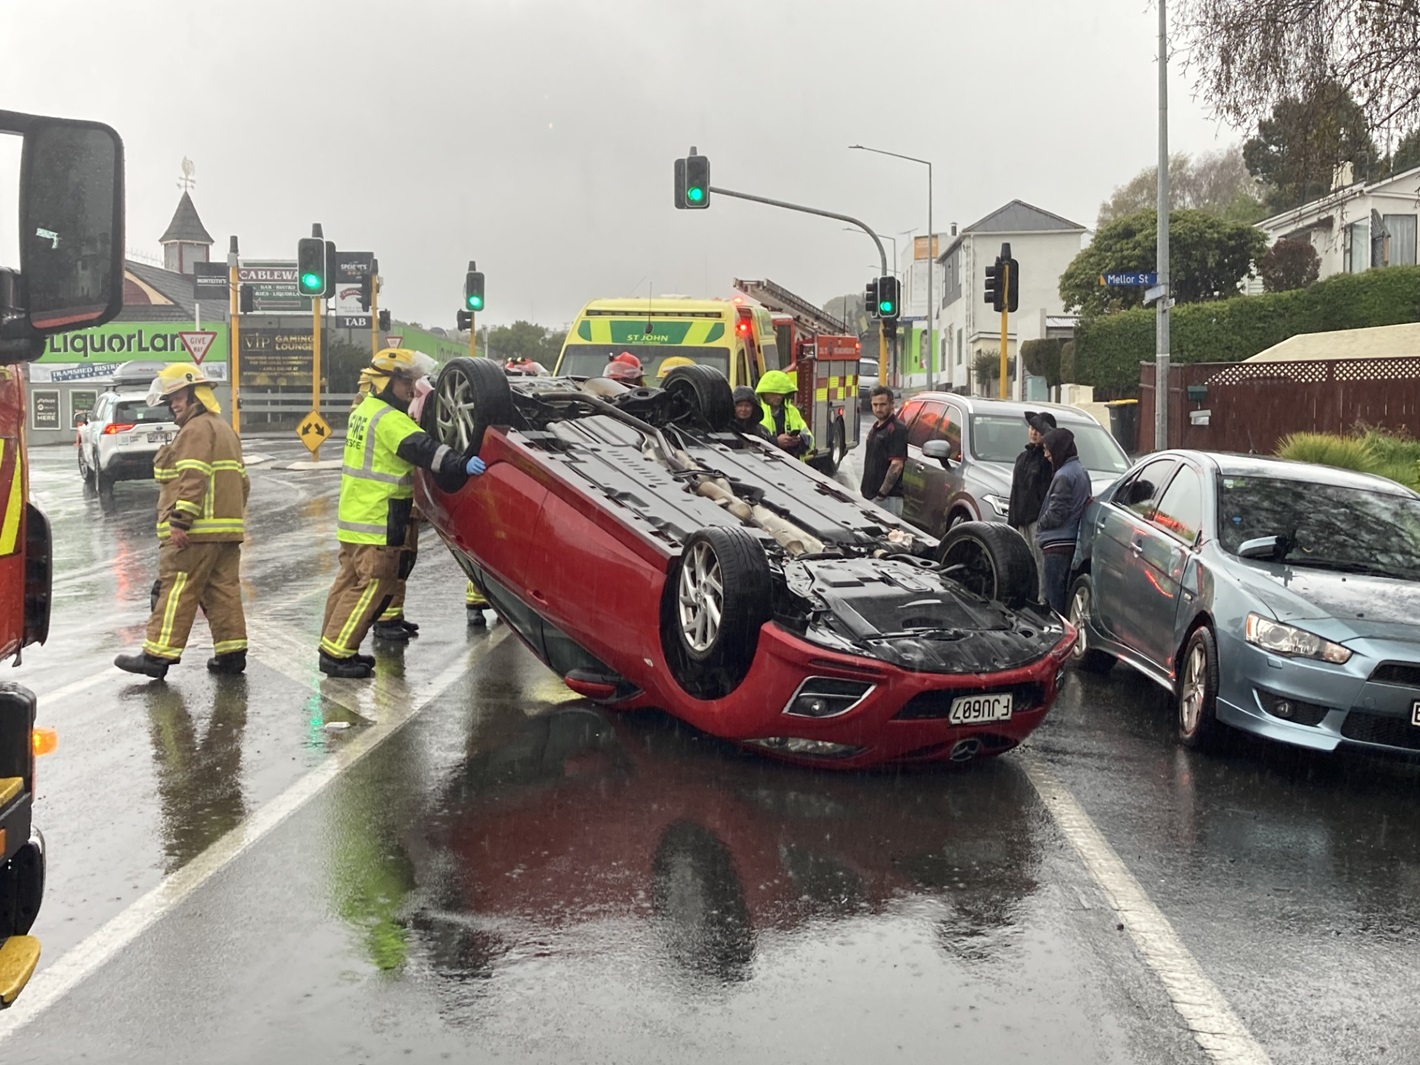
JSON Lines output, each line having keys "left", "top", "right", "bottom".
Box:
{"left": 663, "top": 526, "right": 771, "bottom": 699}
{"left": 1066, "top": 575, "right": 1116, "bottom": 674}
{"left": 828, "top": 419, "right": 846, "bottom": 473}
{"left": 935, "top": 521, "right": 1038, "bottom": 609}
{"left": 1177, "top": 625, "right": 1223, "bottom": 750}
{"left": 424, "top": 356, "right": 515, "bottom": 455}
{"left": 94, "top": 461, "right": 114, "bottom": 494}
{"left": 661, "top": 364, "right": 734, "bottom": 431}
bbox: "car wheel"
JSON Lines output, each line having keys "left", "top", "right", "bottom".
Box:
{"left": 935, "top": 520, "right": 1038, "bottom": 609}
{"left": 1066, "top": 575, "right": 1116, "bottom": 674}
{"left": 661, "top": 364, "right": 734, "bottom": 431}
{"left": 829, "top": 419, "right": 846, "bottom": 473}
{"left": 424, "top": 356, "right": 515, "bottom": 455}
{"left": 95, "top": 461, "right": 114, "bottom": 494}
{"left": 663, "top": 526, "right": 772, "bottom": 699}
{"left": 1177, "top": 626, "right": 1223, "bottom": 750}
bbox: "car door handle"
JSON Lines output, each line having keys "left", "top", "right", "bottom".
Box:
{"left": 1129, "top": 540, "right": 1144, "bottom": 555}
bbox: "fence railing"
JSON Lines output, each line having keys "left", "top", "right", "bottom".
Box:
{"left": 237, "top": 391, "right": 359, "bottom": 416}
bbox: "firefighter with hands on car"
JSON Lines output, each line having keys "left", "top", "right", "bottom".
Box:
{"left": 115, "top": 364, "right": 250, "bottom": 680}
{"left": 755, "top": 370, "right": 812, "bottom": 458}
{"left": 319, "top": 348, "right": 486, "bottom": 678}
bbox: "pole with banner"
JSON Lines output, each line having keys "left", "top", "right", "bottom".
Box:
{"left": 228, "top": 236, "right": 241, "bottom": 434}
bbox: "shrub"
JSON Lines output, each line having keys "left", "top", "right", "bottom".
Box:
{"left": 1259, "top": 238, "right": 1321, "bottom": 292}
{"left": 1275, "top": 428, "right": 1420, "bottom": 490}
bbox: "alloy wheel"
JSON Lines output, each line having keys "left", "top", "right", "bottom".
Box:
{"left": 1180, "top": 643, "right": 1207, "bottom": 734}
{"left": 676, "top": 541, "right": 724, "bottom": 654}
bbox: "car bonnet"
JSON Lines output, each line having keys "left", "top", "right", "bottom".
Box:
{"left": 1228, "top": 556, "right": 1420, "bottom": 641}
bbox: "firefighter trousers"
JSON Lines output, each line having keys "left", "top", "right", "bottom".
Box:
{"left": 465, "top": 580, "right": 488, "bottom": 608}
{"left": 380, "top": 521, "right": 419, "bottom": 622}
{"left": 321, "top": 543, "right": 402, "bottom": 659}
{"left": 144, "top": 541, "right": 247, "bottom": 661}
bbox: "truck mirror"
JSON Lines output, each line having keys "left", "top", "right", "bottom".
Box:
{"left": 7, "top": 113, "right": 125, "bottom": 348}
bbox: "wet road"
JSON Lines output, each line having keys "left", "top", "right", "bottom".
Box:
{"left": 1, "top": 435, "right": 1418, "bottom": 1064}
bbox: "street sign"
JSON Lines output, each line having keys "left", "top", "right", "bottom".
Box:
{"left": 1101, "top": 271, "right": 1158, "bottom": 287}
{"left": 178, "top": 330, "right": 217, "bottom": 364}
{"left": 1143, "top": 283, "right": 1168, "bottom": 305}
{"left": 336, "top": 315, "right": 371, "bottom": 330}
{"left": 385, "top": 335, "right": 403, "bottom": 349}
{"left": 296, "top": 410, "right": 331, "bottom": 453}
{"left": 192, "top": 261, "right": 229, "bottom": 301}
{"left": 238, "top": 260, "right": 311, "bottom": 312}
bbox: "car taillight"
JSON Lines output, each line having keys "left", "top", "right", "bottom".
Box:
{"left": 102, "top": 423, "right": 136, "bottom": 435}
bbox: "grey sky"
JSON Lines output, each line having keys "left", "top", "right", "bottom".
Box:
{"left": 2, "top": 0, "right": 1239, "bottom": 330}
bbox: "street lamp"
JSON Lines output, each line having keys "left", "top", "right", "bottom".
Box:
{"left": 843, "top": 227, "right": 898, "bottom": 275}
{"left": 850, "top": 144, "right": 935, "bottom": 388}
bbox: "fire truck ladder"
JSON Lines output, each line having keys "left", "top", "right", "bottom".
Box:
{"left": 731, "top": 277, "right": 847, "bottom": 337}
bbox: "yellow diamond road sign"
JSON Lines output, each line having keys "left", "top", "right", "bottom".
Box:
{"left": 297, "top": 410, "right": 331, "bottom": 453}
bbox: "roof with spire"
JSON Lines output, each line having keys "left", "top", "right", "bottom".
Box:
{"left": 159, "top": 191, "right": 214, "bottom": 246}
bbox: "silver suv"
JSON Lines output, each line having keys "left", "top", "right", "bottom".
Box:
{"left": 897, "top": 393, "right": 1130, "bottom": 537}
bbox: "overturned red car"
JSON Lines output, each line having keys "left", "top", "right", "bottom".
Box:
{"left": 413, "top": 359, "right": 1075, "bottom": 768}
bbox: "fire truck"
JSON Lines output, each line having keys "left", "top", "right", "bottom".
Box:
{"left": 731, "top": 277, "right": 862, "bottom": 475}
{"left": 0, "top": 108, "right": 126, "bottom": 1008}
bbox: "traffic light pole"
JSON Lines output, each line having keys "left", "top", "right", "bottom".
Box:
{"left": 370, "top": 276, "right": 379, "bottom": 361}
{"left": 312, "top": 294, "right": 323, "bottom": 462}
{"left": 998, "top": 261, "right": 1010, "bottom": 400}
{"left": 227, "top": 236, "right": 241, "bottom": 435}
{"left": 469, "top": 312, "right": 477, "bottom": 359}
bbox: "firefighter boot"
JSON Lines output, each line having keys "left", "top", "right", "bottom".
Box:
{"left": 206, "top": 651, "right": 247, "bottom": 675}
{"left": 399, "top": 618, "right": 420, "bottom": 636}
{"left": 319, "top": 651, "right": 374, "bottom": 679}
{"left": 115, "top": 652, "right": 171, "bottom": 680}
{"left": 372, "top": 620, "right": 411, "bottom": 643}
{"left": 466, "top": 605, "right": 487, "bottom": 628}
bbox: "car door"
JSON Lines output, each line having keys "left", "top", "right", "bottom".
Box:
{"left": 1091, "top": 457, "right": 1178, "bottom": 645}
{"left": 1131, "top": 462, "right": 1206, "bottom": 669}
{"left": 900, "top": 400, "right": 949, "bottom": 532}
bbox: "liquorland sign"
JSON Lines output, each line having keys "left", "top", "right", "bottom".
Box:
{"left": 30, "top": 320, "right": 230, "bottom": 383}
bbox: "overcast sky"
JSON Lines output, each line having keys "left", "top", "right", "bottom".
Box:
{"left": 2, "top": 0, "right": 1243, "bottom": 330}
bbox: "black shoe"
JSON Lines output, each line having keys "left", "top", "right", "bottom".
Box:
{"left": 372, "top": 620, "right": 411, "bottom": 642}
{"left": 206, "top": 651, "right": 247, "bottom": 675}
{"left": 319, "top": 651, "right": 373, "bottom": 679}
{"left": 115, "top": 652, "right": 170, "bottom": 679}
{"left": 353, "top": 652, "right": 375, "bottom": 666}
{"left": 466, "top": 606, "right": 487, "bottom": 628}
{"left": 399, "top": 618, "right": 420, "bottom": 635}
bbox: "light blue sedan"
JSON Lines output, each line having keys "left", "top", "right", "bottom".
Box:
{"left": 1068, "top": 450, "right": 1420, "bottom": 754}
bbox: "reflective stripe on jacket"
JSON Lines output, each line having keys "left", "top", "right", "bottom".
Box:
{"left": 338, "top": 394, "right": 423, "bottom": 545}
{"left": 153, "top": 409, "right": 249, "bottom": 542}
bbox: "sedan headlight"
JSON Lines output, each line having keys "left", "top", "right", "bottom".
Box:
{"left": 983, "top": 493, "right": 1010, "bottom": 518}
{"left": 1244, "top": 613, "right": 1352, "bottom": 664}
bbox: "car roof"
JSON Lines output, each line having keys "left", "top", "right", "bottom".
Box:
{"left": 904, "top": 392, "right": 1106, "bottom": 427}
{"left": 1158, "top": 449, "right": 1420, "bottom": 497}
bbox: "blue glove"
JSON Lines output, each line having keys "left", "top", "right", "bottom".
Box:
{"left": 465, "top": 456, "right": 486, "bottom": 476}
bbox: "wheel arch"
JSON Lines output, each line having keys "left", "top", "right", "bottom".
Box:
{"left": 1173, "top": 610, "right": 1217, "bottom": 684}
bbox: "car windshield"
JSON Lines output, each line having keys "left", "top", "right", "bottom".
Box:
{"left": 860, "top": 360, "right": 879, "bottom": 377}
{"left": 1218, "top": 475, "right": 1420, "bottom": 578}
{"left": 969, "top": 415, "right": 1130, "bottom": 474}
{"left": 558, "top": 345, "right": 731, "bottom": 380}
{"left": 114, "top": 400, "right": 172, "bottom": 425}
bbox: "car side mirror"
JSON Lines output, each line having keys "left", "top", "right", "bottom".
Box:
{"left": 1238, "top": 535, "right": 1284, "bottom": 560}
{"left": 922, "top": 439, "right": 954, "bottom": 468}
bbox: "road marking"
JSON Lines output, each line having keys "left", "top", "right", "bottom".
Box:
{"left": 0, "top": 626, "right": 508, "bottom": 1035}
{"left": 1021, "top": 756, "right": 1272, "bottom": 1065}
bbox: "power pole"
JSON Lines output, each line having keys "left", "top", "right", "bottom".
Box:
{"left": 1155, "top": 0, "right": 1171, "bottom": 450}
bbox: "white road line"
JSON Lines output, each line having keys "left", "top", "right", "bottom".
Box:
{"left": 1020, "top": 756, "right": 1273, "bottom": 1065}
{"left": 0, "top": 627, "right": 508, "bottom": 1036}
{"left": 27, "top": 669, "right": 119, "bottom": 706}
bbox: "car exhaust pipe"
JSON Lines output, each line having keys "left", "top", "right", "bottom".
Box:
{"left": 691, "top": 477, "right": 825, "bottom": 556}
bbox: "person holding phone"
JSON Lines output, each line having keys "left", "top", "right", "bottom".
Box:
{"left": 754, "top": 370, "right": 812, "bottom": 457}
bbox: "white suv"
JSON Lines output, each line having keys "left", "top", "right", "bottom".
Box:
{"left": 76, "top": 384, "right": 178, "bottom": 491}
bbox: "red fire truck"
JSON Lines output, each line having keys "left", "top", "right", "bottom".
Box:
{"left": 0, "top": 108, "right": 125, "bottom": 1008}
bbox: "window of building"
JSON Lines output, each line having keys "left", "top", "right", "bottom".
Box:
{"left": 942, "top": 248, "right": 962, "bottom": 306}
{"left": 1347, "top": 221, "right": 1370, "bottom": 273}
{"left": 1383, "top": 214, "right": 1417, "bottom": 266}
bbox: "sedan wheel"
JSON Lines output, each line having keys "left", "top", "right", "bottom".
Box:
{"left": 1066, "top": 576, "right": 1115, "bottom": 674}
{"left": 1177, "top": 626, "right": 1222, "bottom": 750}
{"left": 677, "top": 541, "right": 724, "bottom": 654}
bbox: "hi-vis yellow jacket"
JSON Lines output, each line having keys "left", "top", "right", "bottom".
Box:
{"left": 154, "top": 408, "right": 249, "bottom": 543}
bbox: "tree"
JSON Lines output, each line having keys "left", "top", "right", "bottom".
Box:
{"left": 1174, "top": 1, "right": 1420, "bottom": 135}
{"left": 1242, "top": 82, "right": 1378, "bottom": 212}
{"left": 1258, "top": 238, "right": 1321, "bottom": 291}
{"left": 1097, "top": 147, "right": 1265, "bottom": 228}
{"left": 1020, "top": 339, "right": 1066, "bottom": 389}
{"left": 1382, "top": 128, "right": 1420, "bottom": 176}
{"left": 971, "top": 350, "right": 1015, "bottom": 397}
{"left": 486, "top": 320, "right": 555, "bottom": 366}
{"left": 1060, "top": 209, "right": 1268, "bottom": 316}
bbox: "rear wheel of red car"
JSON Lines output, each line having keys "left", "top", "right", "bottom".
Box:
{"left": 935, "top": 521, "right": 1038, "bottom": 610}
{"left": 424, "top": 356, "right": 515, "bottom": 455}
{"left": 660, "top": 364, "right": 735, "bottom": 431}
{"left": 663, "top": 526, "right": 772, "bottom": 699}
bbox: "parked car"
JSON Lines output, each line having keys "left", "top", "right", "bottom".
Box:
{"left": 898, "top": 394, "right": 1130, "bottom": 538}
{"left": 857, "top": 358, "right": 880, "bottom": 411}
{"left": 75, "top": 362, "right": 177, "bottom": 491}
{"left": 412, "top": 359, "right": 1076, "bottom": 769}
{"left": 1069, "top": 450, "right": 1420, "bottom": 755}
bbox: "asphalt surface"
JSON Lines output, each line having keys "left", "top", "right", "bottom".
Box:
{"left": 0, "top": 430, "right": 1417, "bottom": 1064}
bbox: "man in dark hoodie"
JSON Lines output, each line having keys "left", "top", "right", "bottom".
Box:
{"left": 1036, "top": 426, "right": 1092, "bottom": 614}
{"left": 731, "top": 385, "right": 773, "bottom": 441}
{"left": 1008, "top": 410, "right": 1055, "bottom": 599}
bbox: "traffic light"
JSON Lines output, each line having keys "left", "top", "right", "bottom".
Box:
{"left": 864, "top": 277, "right": 880, "bottom": 319}
{"left": 239, "top": 284, "right": 254, "bottom": 314}
{"left": 877, "top": 276, "right": 900, "bottom": 320}
{"left": 1002, "top": 256, "right": 1020, "bottom": 313}
{"left": 456, "top": 309, "right": 472, "bottom": 331}
{"left": 464, "top": 268, "right": 485, "bottom": 312}
{"left": 358, "top": 274, "right": 374, "bottom": 312}
{"left": 297, "top": 237, "right": 327, "bottom": 299}
{"left": 378, "top": 309, "right": 391, "bottom": 332}
{"left": 882, "top": 317, "right": 898, "bottom": 341}
{"left": 674, "top": 148, "right": 711, "bottom": 209}
{"left": 984, "top": 259, "right": 1003, "bottom": 312}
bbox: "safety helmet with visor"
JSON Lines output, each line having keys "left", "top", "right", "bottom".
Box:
{"left": 146, "top": 363, "right": 221, "bottom": 414}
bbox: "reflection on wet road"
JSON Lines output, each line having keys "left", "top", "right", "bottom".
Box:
{"left": 1, "top": 439, "right": 1418, "bottom": 1064}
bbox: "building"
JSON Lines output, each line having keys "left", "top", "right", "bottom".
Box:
{"left": 159, "top": 190, "right": 214, "bottom": 275}
{"left": 1257, "top": 165, "right": 1420, "bottom": 281}
{"left": 934, "top": 200, "right": 1086, "bottom": 397}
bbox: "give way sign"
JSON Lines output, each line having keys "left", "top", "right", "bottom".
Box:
{"left": 178, "top": 330, "right": 217, "bottom": 364}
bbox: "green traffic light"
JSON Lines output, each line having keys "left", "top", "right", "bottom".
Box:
{"left": 687, "top": 186, "right": 704, "bottom": 203}
{"left": 880, "top": 300, "right": 894, "bottom": 314}
{"left": 300, "top": 272, "right": 323, "bottom": 292}
{"left": 467, "top": 296, "right": 483, "bottom": 310}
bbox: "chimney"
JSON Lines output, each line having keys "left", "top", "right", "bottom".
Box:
{"left": 950, "top": 223, "right": 958, "bottom": 236}
{"left": 1331, "top": 161, "right": 1356, "bottom": 191}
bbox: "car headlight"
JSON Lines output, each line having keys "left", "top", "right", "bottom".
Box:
{"left": 1244, "top": 613, "right": 1352, "bottom": 664}
{"left": 983, "top": 493, "right": 1010, "bottom": 517}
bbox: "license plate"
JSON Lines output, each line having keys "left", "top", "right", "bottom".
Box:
{"left": 1412, "top": 700, "right": 1420, "bottom": 727}
{"left": 949, "top": 693, "right": 1013, "bottom": 725}
{"left": 147, "top": 432, "right": 172, "bottom": 444}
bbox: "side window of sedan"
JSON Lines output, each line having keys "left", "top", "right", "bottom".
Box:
{"left": 907, "top": 402, "right": 947, "bottom": 449}
{"left": 1117, "top": 458, "right": 1177, "bottom": 519}
{"left": 1151, "top": 466, "right": 1204, "bottom": 543}
{"left": 939, "top": 404, "right": 963, "bottom": 459}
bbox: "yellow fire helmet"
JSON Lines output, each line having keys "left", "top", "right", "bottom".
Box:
{"left": 146, "top": 363, "right": 221, "bottom": 414}
{"left": 370, "top": 347, "right": 438, "bottom": 380}
{"left": 656, "top": 355, "right": 696, "bottom": 378}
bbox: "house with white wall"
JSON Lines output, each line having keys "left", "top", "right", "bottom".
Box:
{"left": 934, "top": 200, "right": 1086, "bottom": 396}
{"left": 1258, "top": 165, "right": 1420, "bottom": 280}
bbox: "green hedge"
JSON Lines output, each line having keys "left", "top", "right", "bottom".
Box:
{"left": 1073, "top": 266, "right": 1420, "bottom": 396}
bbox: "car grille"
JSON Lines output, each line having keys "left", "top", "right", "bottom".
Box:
{"left": 1340, "top": 711, "right": 1420, "bottom": 752}
{"left": 1368, "top": 663, "right": 1420, "bottom": 688}
{"left": 894, "top": 683, "right": 1046, "bottom": 721}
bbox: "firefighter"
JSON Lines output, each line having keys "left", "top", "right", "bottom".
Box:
{"left": 754, "top": 370, "right": 812, "bottom": 458}
{"left": 115, "top": 364, "right": 250, "bottom": 680}
{"left": 466, "top": 580, "right": 491, "bottom": 627}
{"left": 319, "top": 348, "right": 485, "bottom": 678}
{"left": 601, "top": 352, "right": 645, "bottom": 386}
